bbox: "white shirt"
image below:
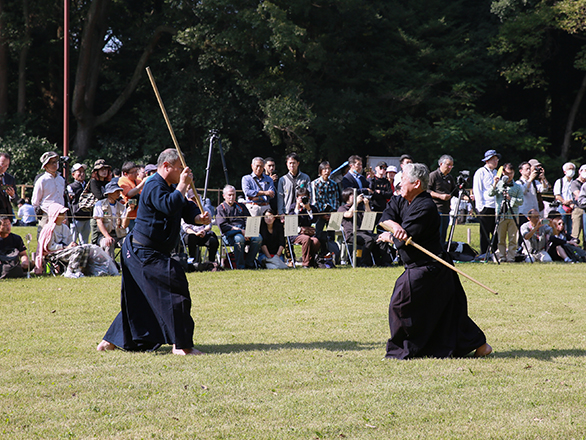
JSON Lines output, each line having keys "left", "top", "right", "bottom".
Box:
{"left": 517, "top": 177, "right": 543, "bottom": 215}
{"left": 32, "top": 172, "right": 66, "bottom": 213}
{"left": 473, "top": 165, "right": 497, "bottom": 211}
{"left": 553, "top": 177, "right": 574, "bottom": 202}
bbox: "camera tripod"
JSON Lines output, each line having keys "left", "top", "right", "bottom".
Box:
{"left": 203, "top": 129, "right": 230, "bottom": 201}
{"left": 484, "top": 190, "right": 533, "bottom": 264}
{"left": 446, "top": 185, "right": 477, "bottom": 251}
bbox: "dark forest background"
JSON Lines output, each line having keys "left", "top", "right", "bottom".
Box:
{"left": 1, "top": 0, "right": 586, "bottom": 186}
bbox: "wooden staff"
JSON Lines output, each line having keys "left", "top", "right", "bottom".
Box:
{"left": 379, "top": 223, "right": 498, "bottom": 295}
{"left": 145, "top": 66, "right": 205, "bottom": 213}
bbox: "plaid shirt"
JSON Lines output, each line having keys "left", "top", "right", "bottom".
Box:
{"left": 311, "top": 177, "right": 341, "bottom": 212}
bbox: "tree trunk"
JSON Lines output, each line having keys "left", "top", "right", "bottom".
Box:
{"left": 17, "top": 0, "right": 31, "bottom": 115}
{"left": 0, "top": 0, "right": 9, "bottom": 118}
{"left": 561, "top": 71, "right": 586, "bottom": 161}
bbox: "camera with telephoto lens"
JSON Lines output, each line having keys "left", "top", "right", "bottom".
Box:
{"left": 549, "top": 200, "right": 561, "bottom": 209}
{"left": 301, "top": 196, "right": 309, "bottom": 204}
{"left": 457, "top": 170, "right": 470, "bottom": 187}
{"left": 60, "top": 156, "right": 71, "bottom": 166}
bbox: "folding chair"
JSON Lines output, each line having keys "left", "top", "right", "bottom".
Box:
{"left": 219, "top": 234, "right": 235, "bottom": 269}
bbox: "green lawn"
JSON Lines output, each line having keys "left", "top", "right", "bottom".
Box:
{"left": 1, "top": 257, "right": 586, "bottom": 439}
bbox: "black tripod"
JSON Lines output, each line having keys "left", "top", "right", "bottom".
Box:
{"left": 446, "top": 185, "right": 477, "bottom": 251}
{"left": 484, "top": 187, "right": 532, "bottom": 263}
{"left": 203, "top": 129, "right": 230, "bottom": 201}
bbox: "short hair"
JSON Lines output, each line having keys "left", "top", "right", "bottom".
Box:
{"left": 318, "top": 161, "right": 331, "bottom": 174}
{"left": 503, "top": 162, "right": 514, "bottom": 171}
{"left": 438, "top": 155, "right": 453, "bottom": 166}
{"left": 563, "top": 162, "right": 576, "bottom": 172}
{"left": 264, "top": 157, "right": 275, "bottom": 164}
{"left": 403, "top": 163, "right": 429, "bottom": 190}
{"left": 296, "top": 187, "right": 309, "bottom": 198}
{"left": 223, "top": 184, "right": 236, "bottom": 194}
{"left": 0, "top": 215, "right": 11, "bottom": 223}
{"left": 251, "top": 157, "right": 265, "bottom": 165}
{"left": 265, "top": 208, "right": 275, "bottom": 215}
{"left": 157, "top": 149, "right": 180, "bottom": 167}
{"left": 17, "top": 198, "right": 25, "bottom": 205}
{"left": 518, "top": 161, "right": 529, "bottom": 171}
{"left": 348, "top": 155, "right": 362, "bottom": 165}
{"left": 341, "top": 187, "right": 354, "bottom": 202}
{"left": 0, "top": 152, "right": 11, "bottom": 161}
{"left": 400, "top": 154, "right": 413, "bottom": 164}
{"left": 121, "top": 161, "right": 138, "bottom": 173}
{"left": 286, "top": 152, "right": 300, "bottom": 163}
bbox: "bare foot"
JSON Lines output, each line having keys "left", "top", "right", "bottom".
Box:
{"left": 474, "top": 343, "right": 493, "bottom": 357}
{"left": 97, "top": 340, "right": 116, "bottom": 351}
{"left": 172, "top": 345, "right": 204, "bottom": 356}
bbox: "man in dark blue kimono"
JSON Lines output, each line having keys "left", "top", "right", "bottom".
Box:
{"left": 379, "top": 163, "right": 492, "bottom": 359}
{"left": 97, "top": 149, "right": 210, "bottom": 355}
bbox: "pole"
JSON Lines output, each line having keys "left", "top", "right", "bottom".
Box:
{"left": 379, "top": 223, "right": 498, "bottom": 295}
{"left": 145, "top": 67, "right": 204, "bottom": 213}
{"left": 63, "top": 0, "right": 69, "bottom": 180}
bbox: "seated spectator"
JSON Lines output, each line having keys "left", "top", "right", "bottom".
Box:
{"left": 16, "top": 198, "right": 37, "bottom": 226}
{"left": 288, "top": 187, "right": 320, "bottom": 268}
{"left": 118, "top": 161, "right": 146, "bottom": 231}
{"left": 547, "top": 214, "right": 583, "bottom": 262}
{"left": 181, "top": 220, "right": 219, "bottom": 263}
{"left": 32, "top": 151, "right": 67, "bottom": 230}
{"left": 35, "top": 203, "right": 117, "bottom": 277}
{"left": 216, "top": 185, "right": 262, "bottom": 269}
{"left": 93, "top": 182, "right": 127, "bottom": 260}
{"left": 242, "top": 157, "right": 275, "bottom": 216}
{"left": 521, "top": 209, "right": 553, "bottom": 262}
{"left": 338, "top": 187, "right": 392, "bottom": 266}
{"left": 259, "top": 209, "right": 288, "bottom": 269}
{"left": 0, "top": 215, "right": 32, "bottom": 278}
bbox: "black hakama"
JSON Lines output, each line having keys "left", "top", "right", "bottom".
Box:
{"left": 382, "top": 192, "right": 486, "bottom": 359}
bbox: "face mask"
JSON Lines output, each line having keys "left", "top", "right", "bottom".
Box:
{"left": 566, "top": 169, "right": 575, "bottom": 178}
{"left": 581, "top": 171, "right": 586, "bottom": 179}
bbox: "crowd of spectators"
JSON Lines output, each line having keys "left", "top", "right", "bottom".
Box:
{"left": 3, "top": 146, "right": 586, "bottom": 278}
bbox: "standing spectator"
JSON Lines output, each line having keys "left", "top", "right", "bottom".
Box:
{"left": 473, "top": 149, "right": 500, "bottom": 256}
{"left": 32, "top": 151, "right": 66, "bottom": 230}
{"left": 67, "top": 163, "right": 91, "bottom": 244}
{"left": 393, "top": 154, "right": 413, "bottom": 193}
{"left": 93, "top": 181, "right": 127, "bottom": 260}
{"left": 428, "top": 155, "right": 456, "bottom": 245}
{"left": 571, "top": 164, "right": 586, "bottom": 245}
{"left": 264, "top": 157, "right": 279, "bottom": 213}
{"left": 216, "top": 185, "right": 262, "bottom": 269}
{"left": 369, "top": 161, "right": 394, "bottom": 220}
{"left": 517, "top": 160, "right": 546, "bottom": 228}
{"left": 488, "top": 163, "right": 524, "bottom": 262}
{"left": 341, "top": 155, "right": 372, "bottom": 195}
{"left": 386, "top": 165, "right": 397, "bottom": 193}
{"left": 553, "top": 162, "right": 576, "bottom": 234}
{"left": 277, "top": 153, "right": 311, "bottom": 215}
{"left": 89, "top": 159, "right": 112, "bottom": 245}
{"left": 0, "top": 215, "right": 32, "bottom": 278}
{"left": 118, "top": 161, "right": 146, "bottom": 231}
{"left": 311, "top": 161, "right": 341, "bottom": 253}
{"left": 288, "top": 187, "right": 321, "bottom": 268}
{"left": 16, "top": 199, "right": 37, "bottom": 226}
{"left": 242, "top": 157, "right": 275, "bottom": 217}
{"left": 0, "top": 152, "right": 17, "bottom": 217}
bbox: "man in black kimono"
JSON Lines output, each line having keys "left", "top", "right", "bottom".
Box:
{"left": 379, "top": 163, "right": 492, "bottom": 359}
{"left": 97, "top": 149, "right": 210, "bottom": 355}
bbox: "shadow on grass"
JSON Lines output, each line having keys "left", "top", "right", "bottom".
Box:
{"left": 153, "top": 340, "right": 381, "bottom": 355}
{"left": 493, "top": 349, "right": 586, "bottom": 360}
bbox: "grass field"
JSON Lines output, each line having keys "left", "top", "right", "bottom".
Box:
{"left": 2, "top": 254, "right": 586, "bottom": 439}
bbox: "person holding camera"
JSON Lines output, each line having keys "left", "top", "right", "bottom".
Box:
{"left": 428, "top": 155, "right": 456, "bottom": 246}
{"left": 289, "top": 187, "right": 320, "bottom": 268}
{"left": 520, "top": 209, "right": 553, "bottom": 262}
{"left": 517, "top": 160, "right": 547, "bottom": 228}
{"left": 553, "top": 162, "right": 576, "bottom": 234}
{"left": 32, "top": 151, "right": 68, "bottom": 231}
{"left": 488, "top": 163, "right": 524, "bottom": 262}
